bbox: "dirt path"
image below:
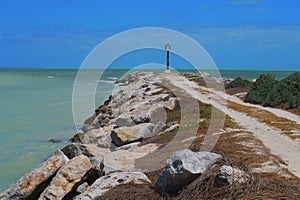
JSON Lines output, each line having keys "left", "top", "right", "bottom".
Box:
{"left": 206, "top": 86, "right": 300, "bottom": 124}
{"left": 163, "top": 72, "right": 300, "bottom": 178}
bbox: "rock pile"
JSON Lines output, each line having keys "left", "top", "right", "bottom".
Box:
{"left": 0, "top": 71, "right": 248, "bottom": 200}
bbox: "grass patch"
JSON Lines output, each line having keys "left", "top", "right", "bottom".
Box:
{"left": 187, "top": 76, "right": 204, "bottom": 81}
{"left": 184, "top": 74, "right": 207, "bottom": 87}
{"left": 198, "top": 120, "right": 207, "bottom": 127}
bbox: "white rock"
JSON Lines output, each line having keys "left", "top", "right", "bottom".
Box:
{"left": 81, "top": 126, "right": 112, "bottom": 144}
{"left": 132, "top": 105, "right": 167, "bottom": 124}
{"left": 111, "top": 122, "right": 165, "bottom": 146}
{"left": 163, "top": 97, "right": 177, "bottom": 110}
{"left": 74, "top": 172, "right": 150, "bottom": 200}
{"left": 217, "top": 165, "right": 249, "bottom": 185}
{"left": 103, "top": 143, "right": 160, "bottom": 174}
{"left": 156, "top": 149, "right": 222, "bottom": 194}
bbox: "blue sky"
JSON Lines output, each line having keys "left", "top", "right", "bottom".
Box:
{"left": 0, "top": 0, "right": 300, "bottom": 69}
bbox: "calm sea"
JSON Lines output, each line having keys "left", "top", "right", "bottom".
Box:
{"left": 0, "top": 68, "right": 298, "bottom": 192}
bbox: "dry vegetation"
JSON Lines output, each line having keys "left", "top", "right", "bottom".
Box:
{"left": 226, "top": 100, "right": 300, "bottom": 139}
{"left": 289, "top": 108, "right": 300, "bottom": 117}
{"left": 225, "top": 86, "right": 250, "bottom": 95}
{"left": 99, "top": 78, "right": 300, "bottom": 199}
{"left": 188, "top": 74, "right": 300, "bottom": 139}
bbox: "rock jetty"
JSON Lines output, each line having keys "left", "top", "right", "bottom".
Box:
{"left": 0, "top": 71, "right": 248, "bottom": 199}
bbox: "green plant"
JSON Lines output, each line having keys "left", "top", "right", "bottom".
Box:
{"left": 188, "top": 76, "right": 203, "bottom": 81}
{"left": 225, "top": 77, "right": 249, "bottom": 89}
{"left": 265, "top": 72, "right": 300, "bottom": 109}
{"left": 244, "top": 74, "right": 278, "bottom": 104}
{"left": 244, "top": 72, "right": 300, "bottom": 109}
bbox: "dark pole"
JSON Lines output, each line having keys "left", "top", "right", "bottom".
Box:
{"left": 165, "top": 44, "right": 171, "bottom": 71}
{"left": 166, "top": 50, "right": 170, "bottom": 70}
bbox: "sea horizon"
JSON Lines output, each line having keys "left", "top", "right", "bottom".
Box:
{"left": 0, "top": 66, "right": 299, "bottom": 71}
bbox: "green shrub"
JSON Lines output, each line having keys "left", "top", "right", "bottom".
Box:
{"left": 244, "top": 72, "right": 300, "bottom": 109}
{"left": 244, "top": 74, "right": 278, "bottom": 104}
{"left": 225, "top": 77, "right": 249, "bottom": 89}
{"left": 265, "top": 72, "right": 300, "bottom": 109}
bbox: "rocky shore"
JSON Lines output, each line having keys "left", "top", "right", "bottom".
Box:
{"left": 0, "top": 71, "right": 256, "bottom": 200}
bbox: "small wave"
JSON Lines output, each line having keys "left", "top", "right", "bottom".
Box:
{"left": 48, "top": 76, "right": 54, "bottom": 79}
{"left": 108, "top": 77, "right": 118, "bottom": 80}
{"left": 97, "top": 80, "right": 116, "bottom": 84}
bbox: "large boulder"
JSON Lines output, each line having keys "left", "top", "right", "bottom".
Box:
{"left": 38, "top": 155, "right": 92, "bottom": 200}
{"left": 115, "top": 113, "right": 135, "bottom": 127}
{"left": 110, "top": 122, "right": 165, "bottom": 146}
{"left": 0, "top": 150, "right": 69, "bottom": 200}
{"left": 62, "top": 144, "right": 110, "bottom": 159}
{"left": 156, "top": 149, "right": 222, "bottom": 194}
{"left": 61, "top": 144, "right": 109, "bottom": 178}
{"left": 74, "top": 172, "right": 151, "bottom": 200}
{"left": 81, "top": 126, "right": 113, "bottom": 146}
{"left": 81, "top": 144, "right": 111, "bottom": 158}
{"left": 103, "top": 143, "right": 160, "bottom": 174}
{"left": 62, "top": 144, "right": 90, "bottom": 159}
{"left": 132, "top": 106, "right": 167, "bottom": 124}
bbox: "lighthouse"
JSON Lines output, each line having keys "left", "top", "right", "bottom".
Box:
{"left": 165, "top": 43, "right": 171, "bottom": 73}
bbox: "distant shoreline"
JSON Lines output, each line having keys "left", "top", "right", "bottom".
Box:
{"left": 1, "top": 67, "right": 298, "bottom": 81}
{"left": 0, "top": 66, "right": 299, "bottom": 71}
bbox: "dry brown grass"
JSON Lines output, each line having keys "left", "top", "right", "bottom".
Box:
{"left": 188, "top": 76, "right": 300, "bottom": 139}
{"left": 226, "top": 100, "right": 300, "bottom": 139}
{"left": 175, "top": 114, "right": 300, "bottom": 199}
{"left": 289, "top": 108, "right": 300, "bottom": 117}
{"left": 226, "top": 85, "right": 250, "bottom": 96}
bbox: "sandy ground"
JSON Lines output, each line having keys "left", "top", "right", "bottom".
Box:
{"left": 163, "top": 72, "right": 300, "bottom": 178}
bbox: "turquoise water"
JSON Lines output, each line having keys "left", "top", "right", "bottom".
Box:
{"left": 0, "top": 68, "right": 125, "bottom": 192}
{"left": 0, "top": 68, "right": 298, "bottom": 192}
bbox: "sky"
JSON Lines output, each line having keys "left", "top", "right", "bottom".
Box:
{"left": 0, "top": 0, "right": 300, "bottom": 69}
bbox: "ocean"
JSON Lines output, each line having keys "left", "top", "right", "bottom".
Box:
{"left": 0, "top": 68, "right": 298, "bottom": 192}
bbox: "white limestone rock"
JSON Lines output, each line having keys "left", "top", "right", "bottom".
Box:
{"left": 156, "top": 149, "right": 222, "bottom": 194}
{"left": 74, "top": 172, "right": 151, "bottom": 200}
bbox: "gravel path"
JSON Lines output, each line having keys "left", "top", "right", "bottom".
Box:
{"left": 164, "top": 73, "right": 300, "bottom": 178}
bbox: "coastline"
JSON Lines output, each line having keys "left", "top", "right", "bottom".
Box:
{"left": 1, "top": 70, "right": 300, "bottom": 199}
